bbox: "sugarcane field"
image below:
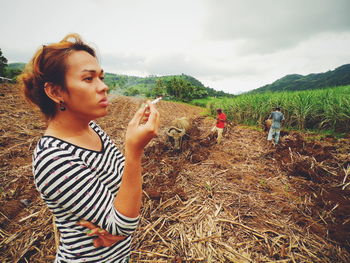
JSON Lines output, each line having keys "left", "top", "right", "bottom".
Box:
{"left": 0, "top": 83, "right": 349, "bottom": 263}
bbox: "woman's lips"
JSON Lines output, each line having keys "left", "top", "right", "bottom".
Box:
{"left": 99, "top": 97, "right": 109, "bottom": 106}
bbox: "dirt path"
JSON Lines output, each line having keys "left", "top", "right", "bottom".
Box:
{"left": 0, "top": 84, "right": 349, "bottom": 262}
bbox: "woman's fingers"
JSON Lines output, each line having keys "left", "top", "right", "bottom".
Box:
{"left": 92, "top": 233, "right": 126, "bottom": 247}
{"left": 78, "top": 220, "right": 97, "bottom": 230}
{"left": 99, "top": 235, "right": 125, "bottom": 246}
{"left": 103, "top": 234, "right": 126, "bottom": 242}
{"left": 131, "top": 100, "right": 159, "bottom": 126}
{"left": 86, "top": 228, "right": 101, "bottom": 236}
{"left": 130, "top": 102, "right": 148, "bottom": 126}
{"left": 124, "top": 100, "right": 160, "bottom": 153}
{"left": 98, "top": 229, "right": 108, "bottom": 235}
{"left": 89, "top": 229, "right": 126, "bottom": 247}
{"left": 93, "top": 238, "right": 103, "bottom": 248}
{"left": 79, "top": 220, "right": 126, "bottom": 247}
{"left": 84, "top": 226, "right": 126, "bottom": 242}
{"left": 144, "top": 103, "right": 160, "bottom": 131}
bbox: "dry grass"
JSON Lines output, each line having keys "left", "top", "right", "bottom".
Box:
{"left": 0, "top": 84, "right": 349, "bottom": 262}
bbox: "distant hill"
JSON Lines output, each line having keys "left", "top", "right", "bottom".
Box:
{"left": 7, "top": 63, "right": 25, "bottom": 70}
{"left": 104, "top": 72, "right": 233, "bottom": 98}
{"left": 4, "top": 63, "right": 25, "bottom": 80}
{"left": 250, "top": 64, "right": 350, "bottom": 93}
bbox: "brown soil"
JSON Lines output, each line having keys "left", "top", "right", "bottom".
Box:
{"left": 0, "top": 84, "right": 349, "bottom": 262}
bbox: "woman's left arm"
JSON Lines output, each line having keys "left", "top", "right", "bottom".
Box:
{"left": 113, "top": 102, "right": 160, "bottom": 218}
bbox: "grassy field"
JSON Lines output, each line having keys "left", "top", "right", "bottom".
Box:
{"left": 191, "top": 85, "right": 350, "bottom": 134}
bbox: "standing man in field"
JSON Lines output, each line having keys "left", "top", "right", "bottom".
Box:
{"left": 267, "top": 107, "right": 285, "bottom": 145}
{"left": 212, "top": 108, "right": 227, "bottom": 144}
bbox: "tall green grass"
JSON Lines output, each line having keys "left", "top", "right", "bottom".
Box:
{"left": 195, "top": 85, "right": 350, "bottom": 133}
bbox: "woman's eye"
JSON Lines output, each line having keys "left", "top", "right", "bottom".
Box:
{"left": 84, "top": 77, "right": 93, "bottom": 81}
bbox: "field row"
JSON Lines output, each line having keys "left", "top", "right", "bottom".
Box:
{"left": 193, "top": 85, "right": 350, "bottom": 134}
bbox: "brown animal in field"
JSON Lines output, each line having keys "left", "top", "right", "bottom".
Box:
{"left": 263, "top": 119, "right": 272, "bottom": 132}
{"left": 166, "top": 117, "right": 192, "bottom": 150}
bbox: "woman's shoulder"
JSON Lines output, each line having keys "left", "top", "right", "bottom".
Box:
{"left": 89, "top": 120, "right": 104, "bottom": 133}
{"left": 35, "top": 134, "right": 75, "bottom": 150}
{"left": 89, "top": 121, "right": 108, "bottom": 139}
{"left": 89, "top": 120, "right": 99, "bottom": 130}
{"left": 33, "top": 136, "right": 77, "bottom": 162}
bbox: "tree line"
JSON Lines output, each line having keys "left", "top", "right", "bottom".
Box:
{"left": 104, "top": 73, "right": 234, "bottom": 101}
{"left": 0, "top": 49, "right": 24, "bottom": 81}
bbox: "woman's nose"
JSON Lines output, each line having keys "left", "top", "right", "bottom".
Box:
{"left": 98, "top": 79, "right": 108, "bottom": 92}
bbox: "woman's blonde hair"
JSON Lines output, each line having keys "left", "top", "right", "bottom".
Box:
{"left": 19, "top": 33, "right": 96, "bottom": 119}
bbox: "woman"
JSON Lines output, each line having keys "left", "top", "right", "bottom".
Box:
{"left": 19, "top": 34, "right": 160, "bottom": 262}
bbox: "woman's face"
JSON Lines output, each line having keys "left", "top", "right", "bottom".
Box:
{"left": 63, "top": 50, "right": 109, "bottom": 120}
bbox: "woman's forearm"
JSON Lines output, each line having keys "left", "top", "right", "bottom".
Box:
{"left": 114, "top": 102, "right": 159, "bottom": 218}
{"left": 113, "top": 149, "right": 143, "bottom": 218}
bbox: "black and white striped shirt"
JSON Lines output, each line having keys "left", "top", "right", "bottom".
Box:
{"left": 33, "top": 122, "right": 139, "bottom": 262}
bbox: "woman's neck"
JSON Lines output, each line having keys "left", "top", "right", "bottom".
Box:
{"left": 45, "top": 114, "right": 103, "bottom": 152}
{"left": 45, "top": 113, "right": 92, "bottom": 138}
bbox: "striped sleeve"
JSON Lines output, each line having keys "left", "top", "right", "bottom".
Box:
{"left": 33, "top": 146, "right": 139, "bottom": 236}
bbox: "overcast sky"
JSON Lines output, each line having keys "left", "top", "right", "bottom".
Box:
{"left": 1, "top": 0, "right": 349, "bottom": 94}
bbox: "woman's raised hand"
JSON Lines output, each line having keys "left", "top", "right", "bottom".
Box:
{"left": 125, "top": 101, "right": 160, "bottom": 155}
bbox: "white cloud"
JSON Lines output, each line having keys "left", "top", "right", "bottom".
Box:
{"left": 204, "top": 0, "right": 350, "bottom": 53}
{"left": 1, "top": 0, "right": 349, "bottom": 94}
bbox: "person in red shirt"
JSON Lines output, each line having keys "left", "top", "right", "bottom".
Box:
{"left": 211, "top": 108, "right": 227, "bottom": 144}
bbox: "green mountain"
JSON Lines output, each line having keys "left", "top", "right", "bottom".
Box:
{"left": 250, "top": 64, "right": 350, "bottom": 93}
{"left": 7, "top": 62, "right": 25, "bottom": 70}
{"left": 4, "top": 63, "right": 25, "bottom": 80}
{"left": 104, "top": 73, "right": 196, "bottom": 91}
{"left": 104, "top": 72, "right": 233, "bottom": 99}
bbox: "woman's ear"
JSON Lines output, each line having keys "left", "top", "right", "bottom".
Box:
{"left": 44, "top": 82, "right": 64, "bottom": 103}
